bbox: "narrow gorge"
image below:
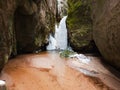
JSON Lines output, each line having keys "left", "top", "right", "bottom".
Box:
{"left": 0, "top": 0, "right": 120, "bottom": 90}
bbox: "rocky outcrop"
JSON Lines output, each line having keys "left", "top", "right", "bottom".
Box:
{"left": 92, "top": 0, "right": 120, "bottom": 70}
{"left": 57, "top": 0, "right": 68, "bottom": 21}
{"left": 67, "top": 0, "right": 97, "bottom": 53}
{"left": 0, "top": 0, "right": 17, "bottom": 71}
{"left": 15, "top": 0, "right": 56, "bottom": 53}
{"left": 0, "top": 0, "right": 56, "bottom": 71}
{"left": 67, "top": 0, "right": 120, "bottom": 70}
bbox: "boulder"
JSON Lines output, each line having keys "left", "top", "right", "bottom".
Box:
{"left": 67, "top": 0, "right": 96, "bottom": 53}
{"left": 92, "top": 0, "right": 120, "bottom": 70}
{"left": 15, "top": 0, "right": 56, "bottom": 53}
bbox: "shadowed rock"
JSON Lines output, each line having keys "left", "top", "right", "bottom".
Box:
{"left": 0, "top": 0, "right": 56, "bottom": 71}
{"left": 67, "top": 0, "right": 96, "bottom": 53}
{"left": 92, "top": 0, "right": 120, "bottom": 71}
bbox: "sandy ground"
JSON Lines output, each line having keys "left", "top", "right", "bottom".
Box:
{"left": 0, "top": 51, "right": 120, "bottom": 90}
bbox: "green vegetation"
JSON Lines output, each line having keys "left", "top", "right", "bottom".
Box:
{"left": 66, "top": 0, "right": 93, "bottom": 52}
{"left": 59, "top": 49, "right": 76, "bottom": 58}
{"left": 67, "top": 0, "right": 92, "bottom": 30}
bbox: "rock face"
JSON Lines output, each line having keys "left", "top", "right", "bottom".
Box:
{"left": 0, "top": 0, "right": 17, "bottom": 71}
{"left": 67, "top": 0, "right": 120, "bottom": 70}
{"left": 15, "top": 0, "right": 56, "bottom": 53}
{"left": 57, "top": 0, "right": 68, "bottom": 21}
{"left": 0, "top": 0, "right": 56, "bottom": 71}
{"left": 67, "top": 0, "right": 96, "bottom": 53}
{"left": 92, "top": 0, "right": 120, "bottom": 70}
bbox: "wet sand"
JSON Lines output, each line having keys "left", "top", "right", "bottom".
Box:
{"left": 0, "top": 51, "right": 120, "bottom": 90}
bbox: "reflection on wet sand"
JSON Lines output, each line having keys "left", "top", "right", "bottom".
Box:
{"left": 0, "top": 51, "right": 120, "bottom": 90}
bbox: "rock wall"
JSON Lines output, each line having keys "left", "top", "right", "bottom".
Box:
{"left": 15, "top": 0, "right": 56, "bottom": 53}
{"left": 57, "top": 0, "right": 68, "bottom": 21}
{"left": 0, "top": 0, "right": 16, "bottom": 71}
{"left": 0, "top": 0, "right": 56, "bottom": 71}
{"left": 67, "top": 0, "right": 97, "bottom": 53}
{"left": 67, "top": 0, "right": 120, "bottom": 70}
{"left": 92, "top": 0, "right": 120, "bottom": 70}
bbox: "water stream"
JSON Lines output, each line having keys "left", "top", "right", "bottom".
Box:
{"left": 47, "top": 16, "right": 68, "bottom": 50}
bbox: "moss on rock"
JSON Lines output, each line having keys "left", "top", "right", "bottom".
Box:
{"left": 67, "top": 0, "right": 94, "bottom": 52}
{"left": 15, "top": 0, "right": 56, "bottom": 53}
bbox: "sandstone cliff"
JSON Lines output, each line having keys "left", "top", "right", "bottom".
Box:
{"left": 0, "top": 0, "right": 56, "bottom": 71}
{"left": 92, "top": 0, "right": 120, "bottom": 70}
{"left": 67, "top": 0, "right": 97, "bottom": 53}
{"left": 67, "top": 0, "right": 120, "bottom": 71}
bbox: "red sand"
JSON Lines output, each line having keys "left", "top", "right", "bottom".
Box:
{"left": 0, "top": 52, "right": 119, "bottom": 90}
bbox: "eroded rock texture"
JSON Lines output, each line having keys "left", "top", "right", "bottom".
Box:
{"left": 92, "top": 0, "right": 120, "bottom": 70}
{"left": 57, "top": 0, "right": 68, "bottom": 22}
{"left": 67, "top": 0, "right": 96, "bottom": 53}
{"left": 0, "top": 0, "right": 17, "bottom": 71}
{"left": 0, "top": 0, "right": 56, "bottom": 71}
{"left": 15, "top": 0, "right": 56, "bottom": 53}
{"left": 67, "top": 0, "right": 120, "bottom": 70}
